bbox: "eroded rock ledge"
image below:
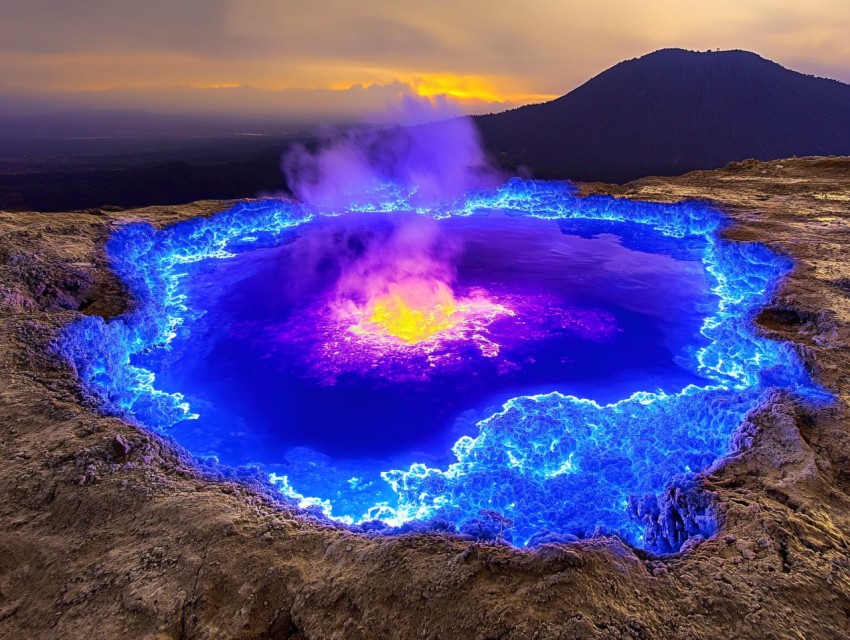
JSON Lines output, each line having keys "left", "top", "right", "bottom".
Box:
{"left": 1, "top": 157, "right": 849, "bottom": 639}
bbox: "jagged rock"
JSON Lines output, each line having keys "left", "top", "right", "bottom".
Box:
{"left": 112, "top": 434, "right": 132, "bottom": 457}
{"left": 628, "top": 475, "right": 717, "bottom": 554}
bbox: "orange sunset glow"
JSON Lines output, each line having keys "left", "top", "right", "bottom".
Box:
{"left": 1, "top": 0, "right": 848, "bottom": 119}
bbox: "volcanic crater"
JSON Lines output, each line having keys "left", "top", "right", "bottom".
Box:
{"left": 2, "top": 157, "right": 850, "bottom": 639}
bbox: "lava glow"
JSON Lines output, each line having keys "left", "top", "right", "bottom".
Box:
{"left": 365, "top": 280, "right": 460, "bottom": 344}
{"left": 285, "top": 283, "right": 520, "bottom": 384}
{"left": 347, "top": 279, "right": 511, "bottom": 350}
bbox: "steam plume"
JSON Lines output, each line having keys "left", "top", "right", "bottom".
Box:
{"left": 282, "top": 96, "right": 501, "bottom": 209}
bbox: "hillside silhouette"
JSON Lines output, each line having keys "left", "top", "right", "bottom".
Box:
{"left": 475, "top": 48, "right": 850, "bottom": 182}
{"left": 3, "top": 48, "right": 850, "bottom": 210}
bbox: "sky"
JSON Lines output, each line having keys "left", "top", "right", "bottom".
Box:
{"left": 1, "top": 0, "right": 849, "bottom": 120}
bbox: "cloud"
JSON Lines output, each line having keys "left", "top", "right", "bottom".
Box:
{"left": 0, "top": 0, "right": 848, "bottom": 118}
{"left": 0, "top": 1, "right": 234, "bottom": 56}
{"left": 0, "top": 80, "right": 519, "bottom": 119}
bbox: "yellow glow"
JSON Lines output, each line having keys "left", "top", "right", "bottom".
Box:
{"left": 195, "top": 83, "right": 242, "bottom": 89}
{"left": 408, "top": 74, "right": 505, "bottom": 102}
{"left": 404, "top": 74, "right": 556, "bottom": 105}
{"left": 327, "top": 73, "right": 556, "bottom": 106}
{"left": 368, "top": 281, "right": 459, "bottom": 343}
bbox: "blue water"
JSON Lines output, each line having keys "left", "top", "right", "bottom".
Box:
{"left": 57, "top": 180, "right": 821, "bottom": 550}
{"left": 147, "top": 213, "right": 713, "bottom": 469}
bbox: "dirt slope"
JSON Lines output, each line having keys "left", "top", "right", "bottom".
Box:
{"left": 1, "top": 157, "right": 849, "bottom": 639}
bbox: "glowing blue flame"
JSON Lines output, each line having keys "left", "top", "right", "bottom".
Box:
{"left": 56, "top": 179, "right": 824, "bottom": 551}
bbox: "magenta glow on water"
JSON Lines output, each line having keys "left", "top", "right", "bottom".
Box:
{"left": 58, "top": 180, "right": 823, "bottom": 550}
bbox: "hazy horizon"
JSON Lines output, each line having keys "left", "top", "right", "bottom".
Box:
{"left": 2, "top": 0, "right": 849, "bottom": 123}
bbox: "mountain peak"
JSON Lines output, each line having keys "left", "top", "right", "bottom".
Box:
{"left": 621, "top": 48, "right": 784, "bottom": 73}
{"left": 640, "top": 47, "right": 766, "bottom": 60}
{"left": 475, "top": 50, "right": 850, "bottom": 183}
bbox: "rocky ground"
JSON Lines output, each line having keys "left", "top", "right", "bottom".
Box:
{"left": 1, "top": 157, "right": 849, "bottom": 639}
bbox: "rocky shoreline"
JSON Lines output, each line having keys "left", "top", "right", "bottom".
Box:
{"left": 1, "top": 157, "right": 849, "bottom": 639}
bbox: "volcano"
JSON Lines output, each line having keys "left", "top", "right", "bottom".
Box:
{"left": 475, "top": 48, "right": 850, "bottom": 182}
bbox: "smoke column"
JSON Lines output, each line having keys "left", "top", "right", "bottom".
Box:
{"left": 281, "top": 95, "right": 502, "bottom": 209}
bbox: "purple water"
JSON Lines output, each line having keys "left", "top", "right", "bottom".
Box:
{"left": 137, "top": 211, "right": 715, "bottom": 470}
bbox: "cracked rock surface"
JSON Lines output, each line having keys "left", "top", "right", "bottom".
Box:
{"left": 1, "top": 157, "right": 849, "bottom": 639}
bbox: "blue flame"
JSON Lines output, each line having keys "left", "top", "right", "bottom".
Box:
{"left": 57, "top": 179, "right": 823, "bottom": 550}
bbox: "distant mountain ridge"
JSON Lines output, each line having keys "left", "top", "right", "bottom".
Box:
{"left": 3, "top": 48, "right": 849, "bottom": 211}
{"left": 474, "top": 48, "right": 850, "bottom": 183}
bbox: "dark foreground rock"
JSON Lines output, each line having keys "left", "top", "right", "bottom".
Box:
{"left": 1, "top": 158, "right": 849, "bottom": 639}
